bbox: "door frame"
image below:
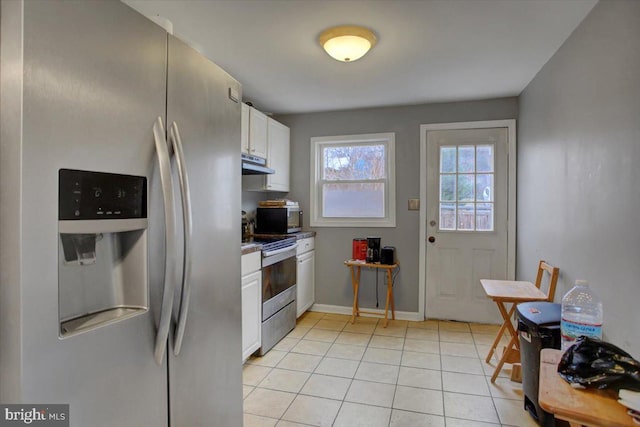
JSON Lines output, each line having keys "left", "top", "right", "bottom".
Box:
{"left": 418, "top": 119, "right": 517, "bottom": 321}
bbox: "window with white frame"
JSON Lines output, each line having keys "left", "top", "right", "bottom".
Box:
{"left": 310, "top": 133, "right": 396, "bottom": 227}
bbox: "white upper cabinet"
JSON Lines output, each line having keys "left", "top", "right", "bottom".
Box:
{"left": 241, "top": 103, "right": 250, "bottom": 155}
{"left": 265, "top": 118, "right": 290, "bottom": 192}
{"left": 241, "top": 103, "right": 268, "bottom": 158}
{"left": 248, "top": 107, "right": 268, "bottom": 158}
{"left": 243, "top": 113, "right": 290, "bottom": 193}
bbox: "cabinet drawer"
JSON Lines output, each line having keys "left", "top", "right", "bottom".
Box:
{"left": 296, "top": 237, "right": 314, "bottom": 256}
{"left": 241, "top": 251, "right": 261, "bottom": 276}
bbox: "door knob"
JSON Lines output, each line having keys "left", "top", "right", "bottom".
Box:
{"left": 428, "top": 236, "right": 436, "bottom": 243}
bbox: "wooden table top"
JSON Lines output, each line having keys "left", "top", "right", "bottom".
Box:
{"left": 480, "top": 279, "right": 548, "bottom": 302}
{"left": 344, "top": 260, "right": 398, "bottom": 269}
{"left": 539, "top": 349, "right": 635, "bottom": 427}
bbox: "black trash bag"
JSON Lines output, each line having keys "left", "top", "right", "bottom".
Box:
{"left": 558, "top": 336, "right": 640, "bottom": 391}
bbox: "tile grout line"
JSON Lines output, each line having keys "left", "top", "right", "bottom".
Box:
{"left": 438, "top": 324, "right": 449, "bottom": 427}
{"left": 474, "top": 323, "right": 502, "bottom": 425}
{"left": 326, "top": 314, "right": 352, "bottom": 427}
{"left": 300, "top": 313, "right": 347, "bottom": 427}
{"left": 337, "top": 316, "right": 375, "bottom": 426}
{"left": 312, "top": 313, "right": 362, "bottom": 426}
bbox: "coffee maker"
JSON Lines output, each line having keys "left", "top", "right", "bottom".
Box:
{"left": 366, "top": 237, "right": 381, "bottom": 263}
{"left": 242, "top": 211, "right": 249, "bottom": 241}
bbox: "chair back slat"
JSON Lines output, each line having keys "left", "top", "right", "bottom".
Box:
{"left": 534, "top": 260, "right": 560, "bottom": 302}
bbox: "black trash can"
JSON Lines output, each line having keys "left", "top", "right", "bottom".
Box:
{"left": 517, "top": 302, "right": 562, "bottom": 427}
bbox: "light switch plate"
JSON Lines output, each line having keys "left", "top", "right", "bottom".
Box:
{"left": 408, "top": 198, "right": 420, "bottom": 210}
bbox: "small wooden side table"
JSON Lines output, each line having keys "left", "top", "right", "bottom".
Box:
{"left": 344, "top": 260, "right": 399, "bottom": 328}
{"left": 480, "top": 279, "right": 549, "bottom": 382}
{"left": 539, "top": 349, "right": 635, "bottom": 427}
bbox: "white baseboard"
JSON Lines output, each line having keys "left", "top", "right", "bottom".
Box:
{"left": 310, "top": 304, "right": 423, "bottom": 322}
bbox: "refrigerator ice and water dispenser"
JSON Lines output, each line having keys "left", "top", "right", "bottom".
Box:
{"left": 58, "top": 169, "right": 148, "bottom": 337}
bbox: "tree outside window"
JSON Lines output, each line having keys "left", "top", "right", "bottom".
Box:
{"left": 310, "top": 133, "right": 396, "bottom": 227}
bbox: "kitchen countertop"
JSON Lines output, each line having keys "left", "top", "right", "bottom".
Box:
{"left": 291, "top": 231, "right": 316, "bottom": 240}
{"left": 240, "top": 243, "right": 261, "bottom": 255}
{"left": 241, "top": 231, "right": 316, "bottom": 255}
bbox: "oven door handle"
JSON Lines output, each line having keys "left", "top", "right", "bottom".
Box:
{"left": 262, "top": 243, "right": 298, "bottom": 258}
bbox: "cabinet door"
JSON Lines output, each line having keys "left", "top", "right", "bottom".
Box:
{"left": 296, "top": 251, "right": 315, "bottom": 317}
{"left": 241, "top": 103, "right": 250, "bottom": 154}
{"left": 241, "top": 271, "right": 262, "bottom": 361}
{"left": 249, "top": 107, "right": 268, "bottom": 158}
{"left": 266, "top": 118, "right": 290, "bottom": 192}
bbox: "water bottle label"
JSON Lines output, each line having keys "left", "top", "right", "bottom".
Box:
{"left": 561, "top": 318, "right": 602, "bottom": 340}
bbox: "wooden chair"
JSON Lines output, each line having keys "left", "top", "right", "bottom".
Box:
{"left": 480, "top": 260, "right": 560, "bottom": 382}
{"left": 534, "top": 260, "right": 560, "bottom": 302}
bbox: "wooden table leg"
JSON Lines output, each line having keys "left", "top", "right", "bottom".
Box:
{"left": 388, "top": 268, "right": 395, "bottom": 321}
{"left": 383, "top": 269, "right": 391, "bottom": 327}
{"left": 350, "top": 266, "right": 359, "bottom": 323}
{"left": 496, "top": 302, "right": 518, "bottom": 340}
{"left": 485, "top": 303, "right": 516, "bottom": 363}
{"left": 355, "top": 267, "right": 361, "bottom": 314}
{"left": 486, "top": 320, "right": 509, "bottom": 363}
{"left": 492, "top": 333, "right": 520, "bottom": 383}
{"left": 490, "top": 301, "right": 520, "bottom": 383}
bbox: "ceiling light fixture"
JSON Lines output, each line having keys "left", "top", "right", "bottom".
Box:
{"left": 318, "top": 25, "right": 377, "bottom": 62}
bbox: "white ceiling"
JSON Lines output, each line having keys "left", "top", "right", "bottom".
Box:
{"left": 123, "top": 0, "right": 597, "bottom": 115}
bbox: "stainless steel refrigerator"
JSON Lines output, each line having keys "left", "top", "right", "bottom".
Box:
{"left": 0, "top": 1, "right": 242, "bottom": 426}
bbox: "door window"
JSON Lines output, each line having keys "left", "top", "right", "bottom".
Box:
{"left": 439, "top": 144, "right": 494, "bottom": 231}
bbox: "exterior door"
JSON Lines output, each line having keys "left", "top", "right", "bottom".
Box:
{"left": 425, "top": 127, "right": 509, "bottom": 323}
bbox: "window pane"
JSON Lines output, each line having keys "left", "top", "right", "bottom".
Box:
{"left": 439, "top": 203, "right": 456, "bottom": 230}
{"left": 323, "top": 145, "right": 385, "bottom": 180}
{"left": 440, "top": 146, "right": 456, "bottom": 173}
{"left": 476, "top": 174, "right": 493, "bottom": 202}
{"left": 458, "top": 146, "right": 475, "bottom": 173}
{"left": 322, "top": 182, "right": 384, "bottom": 217}
{"left": 477, "top": 203, "right": 494, "bottom": 231}
{"left": 457, "top": 203, "right": 475, "bottom": 230}
{"left": 476, "top": 145, "right": 494, "bottom": 173}
{"left": 457, "top": 174, "right": 474, "bottom": 202}
{"left": 440, "top": 175, "right": 456, "bottom": 201}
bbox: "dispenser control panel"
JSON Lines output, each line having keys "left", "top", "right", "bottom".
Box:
{"left": 59, "top": 169, "right": 147, "bottom": 220}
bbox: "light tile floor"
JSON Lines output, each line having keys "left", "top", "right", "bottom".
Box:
{"left": 243, "top": 312, "right": 537, "bottom": 427}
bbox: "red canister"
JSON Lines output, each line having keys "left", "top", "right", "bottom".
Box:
{"left": 352, "top": 238, "right": 367, "bottom": 261}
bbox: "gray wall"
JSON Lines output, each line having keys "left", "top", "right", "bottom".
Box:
{"left": 242, "top": 190, "right": 268, "bottom": 215}
{"left": 276, "top": 98, "right": 518, "bottom": 313}
{"left": 518, "top": 0, "right": 640, "bottom": 355}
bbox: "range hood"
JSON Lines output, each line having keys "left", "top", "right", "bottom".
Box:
{"left": 242, "top": 153, "right": 274, "bottom": 175}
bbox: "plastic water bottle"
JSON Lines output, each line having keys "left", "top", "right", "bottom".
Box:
{"left": 561, "top": 280, "right": 603, "bottom": 351}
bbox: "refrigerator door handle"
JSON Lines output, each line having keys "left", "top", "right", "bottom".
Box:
{"left": 170, "top": 121, "right": 193, "bottom": 356}
{"left": 153, "top": 116, "right": 178, "bottom": 365}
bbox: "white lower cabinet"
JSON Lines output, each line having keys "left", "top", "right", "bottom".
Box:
{"left": 241, "top": 252, "right": 261, "bottom": 362}
{"left": 296, "top": 237, "right": 315, "bottom": 318}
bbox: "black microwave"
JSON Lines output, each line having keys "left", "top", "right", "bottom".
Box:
{"left": 256, "top": 207, "right": 302, "bottom": 234}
